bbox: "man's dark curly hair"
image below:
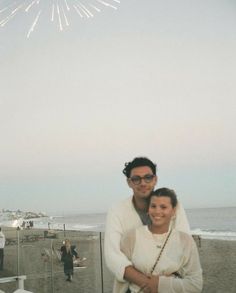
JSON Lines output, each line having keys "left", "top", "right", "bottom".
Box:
{"left": 122, "top": 157, "right": 157, "bottom": 178}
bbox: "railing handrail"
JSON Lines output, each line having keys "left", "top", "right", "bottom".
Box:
{"left": 0, "top": 275, "right": 26, "bottom": 289}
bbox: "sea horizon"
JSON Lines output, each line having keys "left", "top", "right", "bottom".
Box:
{"left": 1, "top": 206, "right": 236, "bottom": 240}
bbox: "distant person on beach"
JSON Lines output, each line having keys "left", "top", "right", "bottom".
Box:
{"left": 0, "top": 227, "right": 6, "bottom": 270}
{"left": 30, "top": 220, "right": 34, "bottom": 228}
{"left": 120, "top": 188, "right": 203, "bottom": 292}
{"left": 60, "top": 239, "right": 78, "bottom": 281}
{"left": 26, "top": 221, "right": 30, "bottom": 229}
{"left": 104, "top": 157, "right": 190, "bottom": 292}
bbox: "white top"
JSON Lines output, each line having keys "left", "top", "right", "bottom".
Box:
{"left": 0, "top": 231, "right": 5, "bottom": 249}
{"left": 121, "top": 226, "right": 203, "bottom": 293}
{"left": 104, "top": 196, "right": 190, "bottom": 285}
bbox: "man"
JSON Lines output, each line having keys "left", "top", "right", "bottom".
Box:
{"left": 0, "top": 227, "right": 6, "bottom": 270}
{"left": 104, "top": 157, "right": 190, "bottom": 292}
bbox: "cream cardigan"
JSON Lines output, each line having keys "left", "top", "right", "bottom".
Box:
{"left": 120, "top": 226, "right": 203, "bottom": 293}
{"left": 104, "top": 196, "right": 191, "bottom": 290}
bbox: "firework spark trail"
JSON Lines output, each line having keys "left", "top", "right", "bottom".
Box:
{"left": 64, "top": 0, "right": 70, "bottom": 11}
{"left": 73, "top": 4, "right": 83, "bottom": 18}
{"left": 57, "top": 4, "right": 63, "bottom": 31}
{"left": 1, "top": 0, "right": 121, "bottom": 35}
{"left": 25, "top": 0, "right": 40, "bottom": 12}
{"left": 11, "top": 3, "right": 25, "bottom": 15}
{"left": 74, "top": 1, "right": 89, "bottom": 18}
{"left": 0, "top": 6, "right": 9, "bottom": 13}
{"left": 0, "top": 1, "right": 17, "bottom": 14}
{"left": 76, "top": 4, "right": 89, "bottom": 18}
{"left": 89, "top": 4, "right": 101, "bottom": 12}
{"left": 0, "top": 3, "right": 24, "bottom": 27}
{"left": 51, "top": 4, "right": 54, "bottom": 21}
{"left": 25, "top": 0, "right": 38, "bottom": 12}
{"left": 78, "top": 2, "right": 94, "bottom": 18}
{"left": 95, "top": 0, "right": 118, "bottom": 9}
{"left": 27, "top": 9, "right": 41, "bottom": 38}
{"left": 61, "top": 5, "right": 69, "bottom": 26}
{"left": 0, "top": 12, "right": 16, "bottom": 26}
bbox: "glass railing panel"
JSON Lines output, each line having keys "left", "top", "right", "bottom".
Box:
{"left": 18, "top": 228, "right": 52, "bottom": 292}
{"left": 195, "top": 236, "right": 236, "bottom": 293}
{"left": 5, "top": 229, "right": 235, "bottom": 293}
{"left": 98, "top": 232, "right": 114, "bottom": 293}
{"left": 0, "top": 228, "right": 18, "bottom": 292}
{"left": 51, "top": 230, "right": 103, "bottom": 293}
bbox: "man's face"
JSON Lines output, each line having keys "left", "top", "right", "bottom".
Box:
{"left": 127, "top": 166, "right": 157, "bottom": 200}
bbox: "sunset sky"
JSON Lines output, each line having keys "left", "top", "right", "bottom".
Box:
{"left": 0, "top": 0, "right": 236, "bottom": 214}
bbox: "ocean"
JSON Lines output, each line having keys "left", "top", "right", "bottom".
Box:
{"left": 1, "top": 207, "right": 236, "bottom": 240}
{"left": 186, "top": 207, "right": 236, "bottom": 240}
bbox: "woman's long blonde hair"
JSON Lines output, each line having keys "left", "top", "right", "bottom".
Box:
{"left": 65, "top": 239, "right": 71, "bottom": 253}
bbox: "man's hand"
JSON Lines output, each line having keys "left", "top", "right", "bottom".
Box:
{"left": 124, "top": 266, "right": 159, "bottom": 293}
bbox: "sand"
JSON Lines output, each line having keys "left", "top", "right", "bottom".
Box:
{"left": 0, "top": 227, "right": 236, "bottom": 293}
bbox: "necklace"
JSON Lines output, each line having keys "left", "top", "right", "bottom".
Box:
{"left": 150, "top": 229, "right": 172, "bottom": 273}
{"left": 136, "top": 229, "right": 172, "bottom": 293}
{"left": 152, "top": 232, "right": 167, "bottom": 249}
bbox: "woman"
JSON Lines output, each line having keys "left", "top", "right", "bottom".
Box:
{"left": 120, "top": 188, "right": 203, "bottom": 293}
{"left": 60, "top": 239, "right": 78, "bottom": 281}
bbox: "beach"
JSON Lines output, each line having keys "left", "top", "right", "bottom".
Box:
{"left": 0, "top": 228, "right": 236, "bottom": 293}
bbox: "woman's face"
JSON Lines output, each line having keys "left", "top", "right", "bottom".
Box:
{"left": 65, "top": 240, "right": 71, "bottom": 246}
{"left": 148, "top": 196, "right": 176, "bottom": 231}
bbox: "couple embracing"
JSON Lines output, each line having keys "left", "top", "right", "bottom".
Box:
{"left": 104, "top": 157, "right": 203, "bottom": 293}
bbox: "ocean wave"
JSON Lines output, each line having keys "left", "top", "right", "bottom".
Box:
{"left": 0, "top": 216, "right": 103, "bottom": 232}
{"left": 30, "top": 221, "right": 98, "bottom": 231}
{"left": 2, "top": 216, "right": 235, "bottom": 239}
{"left": 191, "top": 228, "right": 236, "bottom": 240}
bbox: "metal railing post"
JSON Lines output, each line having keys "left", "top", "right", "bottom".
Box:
{"left": 50, "top": 239, "right": 55, "bottom": 293}
{"left": 99, "top": 232, "right": 104, "bottom": 293}
{"left": 18, "top": 277, "right": 24, "bottom": 289}
{"left": 17, "top": 229, "right": 20, "bottom": 276}
{"left": 63, "top": 224, "right": 66, "bottom": 237}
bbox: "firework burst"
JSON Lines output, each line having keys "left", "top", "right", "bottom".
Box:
{"left": 0, "top": 0, "right": 121, "bottom": 38}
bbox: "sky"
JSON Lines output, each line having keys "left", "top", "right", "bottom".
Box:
{"left": 0, "top": 0, "right": 236, "bottom": 214}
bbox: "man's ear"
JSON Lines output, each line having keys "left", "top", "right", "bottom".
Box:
{"left": 155, "top": 175, "right": 158, "bottom": 186}
{"left": 127, "top": 178, "right": 132, "bottom": 188}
